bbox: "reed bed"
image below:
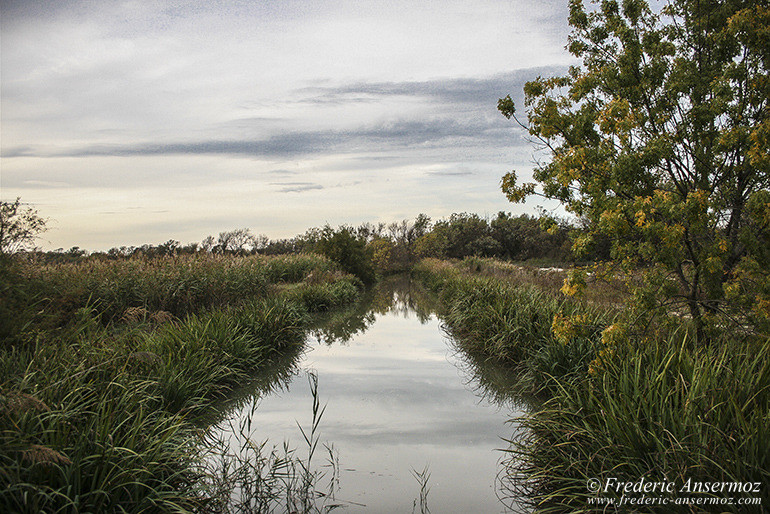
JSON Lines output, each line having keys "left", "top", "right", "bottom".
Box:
{"left": 414, "top": 258, "right": 612, "bottom": 384}
{"left": 1, "top": 253, "right": 361, "bottom": 512}
{"left": 414, "top": 257, "right": 770, "bottom": 511}
{"left": 22, "top": 253, "right": 333, "bottom": 324}
{"left": 455, "top": 256, "right": 631, "bottom": 309}
{"left": 283, "top": 277, "right": 361, "bottom": 313}
{"left": 502, "top": 333, "right": 770, "bottom": 512}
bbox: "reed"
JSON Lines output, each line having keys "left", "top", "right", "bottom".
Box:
{"left": 1, "top": 253, "right": 361, "bottom": 511}
{"left": 416, "top": 257, "right": 770, "bottom": 511}
{"left": 501, "top": 333, "right": 770, "bottom": 512}
{"left": 411, "top": 465, "right": 431, "bottom": 514}
{"left": 284, "top": 277, "right": 361, "bottom": 313}
{"left": 200, "top": 371, "right": 346, "bottom": 513}
{"left": 415, "top": 258, "right": 612, "bottom": 381}
{"left": 1, "top": 375, "right": 201, "bottom": 513}
{"left": 261, "top": 253, "right": 334, "bottom": 284}
{"left": 21, "top": 253, "right": 338, "bottom": 325}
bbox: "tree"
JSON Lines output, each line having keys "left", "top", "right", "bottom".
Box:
{"left": 490, "top": 212, "right": 572, "bottom": 261}
{"left": 217, "top": 228, "right": 256, "bottom": 254}
{"left": 158, "top": 239, "right": 180, "bottom": 256}
{"left": 498, "top": 0, "right": 769, "bottom": 338}
{"left": 200, "top": 235, "right": 216, "bottom": 253}
{"left": 383, "top": 214, "right": 432, "bottom": 266}
{"left": 0, "top": 198, "right": 48, "bottom": 255}
{"left": 316, "top": 226, "right": 375, "bottom": 284}
{"left": 431, "top": 213, "right": 495, "bottom": 258}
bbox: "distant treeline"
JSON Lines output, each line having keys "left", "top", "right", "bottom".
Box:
{"left": 39, "top": 212, "right": 603, "bottom": 271}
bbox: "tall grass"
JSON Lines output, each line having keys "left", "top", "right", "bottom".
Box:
{"left": 1, "top": 375, "right": 202, "bottom": 513}
{"left": 1, "top": 253, "right": 362, "bottom": 511}
{"left": 415, "top": 257, "right": 770, "bottom": 511}
{"left": 501, "top": 333, "right": 770, "bottom": 512}
{"left": 137, "top": 297, "right": 308, "bottom": 414}
{"left": 21, "top": 253, "right": 335, "bottom": 324}
{"left": 284, "top": 276, "right": 361, "bottom": 313}
{"left": 414, "top": 258, "right": 612, "bottom": 384}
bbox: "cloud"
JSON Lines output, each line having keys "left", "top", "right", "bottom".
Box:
{"left": 1, "top": 146, "right": 37, "bottom": 158}
{"left": 272, "top": 182, "right": 325, "bottom": 193}
{"left": 0, "top": 0, "right": 574, "bottom": 250}
{"left": 2, "top": 66, "right": 557, "bottom": 164}
{"left": 426, "top": 170, "right": 474, "bottom": 177}
{"left": 21, "top": 180, "right": 72, "bottom": 188}
{"left": 298, "top": 67, "right": 565, "bottom": 107}
{"left": 7, "top": 112, "right": 525, "bottom": 160}
{"left": 56, "top": 137, "right": 330, "bottom": 158}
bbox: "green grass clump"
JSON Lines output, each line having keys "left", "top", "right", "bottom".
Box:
{"left": 285, "top": 277, "right": 362, "bottom": 313}
{"left": 414, "top": 258, "right": 610, "bottom": 378}
{"left": 416, "top": 257, "right": 770, "bottom": 512}
{"left": 1, "top": 252, "right": 361, "bottom": 511}
{"left": 233, "top": 297, "right": 310, "bottom": 348}
{"left": 444, "top": 280, "right": 562, "bottom": 361}
{"left": 1, "top": 373, "right": 202, "bottom": 513}
{"left": 137, "top": 297, "right": 309, "bottom": 415}
{"left": 503, "top": 334, "right": 770, "bottom": 512}
{"left": 261, "top": 253, "right": 334, "bottom": 283}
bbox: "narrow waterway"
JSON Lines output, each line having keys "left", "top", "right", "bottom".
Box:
{"left": 209, "top": 277, "right": 528, "bottom": 512}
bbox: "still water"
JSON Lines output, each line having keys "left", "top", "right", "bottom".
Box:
{"left": 209, "top": 277, "right": 527, "bottom": 512}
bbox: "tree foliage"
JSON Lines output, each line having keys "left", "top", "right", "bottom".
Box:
{"left": 499, "top": 0, "right": 770, "bottom": 337}
{"left": 0, "top": 198, "right": 48, "bottom": 255}
{"left": 316, "top": 226, "right": 376, "bottom": 284}
{"left": 415, "top": 212, "right": 571, "bottom": 262}
{"left": 216, "top": 228, "right": 263, "bottom": 254}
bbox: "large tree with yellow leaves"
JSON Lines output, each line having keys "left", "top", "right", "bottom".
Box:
{"left": 499, "top": 0, "right": 769, "bottom": 339}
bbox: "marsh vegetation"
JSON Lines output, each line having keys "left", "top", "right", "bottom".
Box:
{"left": 2, "top": 0, "right": 769, "bottom": 508}
{"left": 0, "top": 251, "right": 364, "bottom": 512}
{"left": 415, "top": 258, "right": 770, "bottom": 512}
{"left": 2, "top": 191, "right": 769, "bottom": 513}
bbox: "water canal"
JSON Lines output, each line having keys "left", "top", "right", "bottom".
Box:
{"left": 208, "top": 277, "right": 528, "bottom": 512}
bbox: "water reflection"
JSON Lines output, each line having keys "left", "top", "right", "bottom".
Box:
{"left": 209, "top": 275, "right": 527, "bottom": 512}
{"left": 447, "top": 338, "right": 539, "bottom": 412}
{"left": 309, "top": 275, "right": 438, "bottom": 345}
{"left": 200, "top": 339, "right": 305, "bottom": 428}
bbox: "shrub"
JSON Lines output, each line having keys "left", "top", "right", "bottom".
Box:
{"left": 315, "top": 227, "right": 375, "bottom": 284}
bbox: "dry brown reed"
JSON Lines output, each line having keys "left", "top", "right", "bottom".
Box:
{"left": 21, "top": 445, "right": 72, "bottom": 466}
{"left": 1, "top": 391, "right": 51, "bottom": 415}
{"left": 458, "top": 257, "right": 631, "bottom": 310}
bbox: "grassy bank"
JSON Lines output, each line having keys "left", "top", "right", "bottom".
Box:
{"left": 414, "top": 258, "right": 770, "bottom": 512}
{"left": 0, "top": 253, "right": 361, "bottom": 512}
{"left": 414, "top": 258, "right": 613, "bottom": 390}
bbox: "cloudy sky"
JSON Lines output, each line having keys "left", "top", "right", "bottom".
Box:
{"left": 1, "top": 0, "right": 575, "bottom": 250}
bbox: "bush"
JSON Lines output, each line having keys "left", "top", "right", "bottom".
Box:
{"left": 315, "top": 227, "right": 375, "bottom": 284}
{"left": 0, "top": 257, "right": 40, "bottom": 346}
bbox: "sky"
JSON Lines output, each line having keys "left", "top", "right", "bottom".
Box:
{"left": 1, "top": 0, "right": 575, "bottom": 251}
